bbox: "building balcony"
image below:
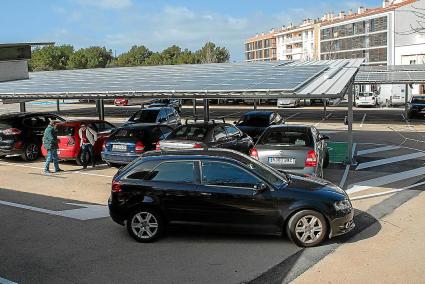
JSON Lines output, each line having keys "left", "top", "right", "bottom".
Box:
{"left": 284, "top": 36, "right": 303, "bottom": 44}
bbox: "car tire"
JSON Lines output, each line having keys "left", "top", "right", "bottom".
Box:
{"left": 127, "top": 207, "right": 164, "bottom": 243}
{"left": 323, "top": 149, "right": 330, "bottom": 168}
{"left": 407, "top": 111, "right": 415, "bottom": 119}
{"left": 286, "top": 210, "right": 328, "bottom": 247}
{"left": 21, "top": 142, "right": 40, "bottom": 161}
{"left": 76, "top": 151, "right": 90, "bottom": 166}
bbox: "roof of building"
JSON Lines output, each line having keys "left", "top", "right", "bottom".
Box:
{"left": 0, "top": 59, "right": 363, "bottom": 100}
{"left": 321, "top": 0, "right": 417, "bottom": 27}
{"left": 245, "top": 32, "right": 277, "bottom": 43}
{"left": 0, "top": 42, "right": 55, "bottom": 48}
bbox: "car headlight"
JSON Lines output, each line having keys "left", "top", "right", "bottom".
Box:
{"left": 334, "top": 199, "right": 352, "bottom": 211}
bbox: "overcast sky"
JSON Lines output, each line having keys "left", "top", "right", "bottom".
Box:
{"left": 1, "top": 0, "right": 380, "bottom": 61}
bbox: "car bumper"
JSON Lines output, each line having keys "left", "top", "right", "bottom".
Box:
{"left": 329, "top": 209, "right": 355, "bottom": 238}
{"left": 0, "top": 148, "right": 23, "bottom": 156}
{"left": 276, "top": 167, "right": 318, "bottom": 177}
{"left": 108, "top": 197, "right": 126, "bottom": 225}
{"left": 356, "top": 102, "right": 375, "bottom": 106}
{"left": 102, "top": 152, "right": 139, "bottom": 165}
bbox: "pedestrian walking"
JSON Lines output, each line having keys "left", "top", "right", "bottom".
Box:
{"left": 43, "top": 121, "right": 63, "bottom": 175}
{"left": 78, "top": 124, "right": 98, "bottom": 169}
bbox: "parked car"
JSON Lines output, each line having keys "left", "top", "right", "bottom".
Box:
{"left": 102, "top": 123, "right": 173, "bottom": 167}
{"left": 109, "top": 148, "right": 354, "bottom": 247}
{"left": 126, "top": 107, "right": 181, "bottom": 129}
{"left": 407, "top": 96, "right": 425, "bottom": 119}
{"left": 355, "top": 92, "right": 377, "bottom": 107}
{"left": 114, "top": 98, "right": 154, "bottom": 106}
{"left": 146, "top": 99, "right": 182, "bottom": 113}
{"left": 235, "top": 111, "right": 284, "bottom": 142}
{"left": 41, "top": 120, "right": 116, "bottom": 165}
{"left": 157, "top": 121, "right": 254, "bottom": 154}
{"left": 0, "top": 112, "right": 65, "bottom": 161}
{"left": 250, "top": 125, "right": 329, "bottom": 178}
{"left": 277, "top": 98, "right": 301, "bottom": 108}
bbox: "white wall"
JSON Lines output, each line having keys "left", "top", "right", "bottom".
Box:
{"left": 0, "top": 60, "right": 29, "bottom": 82}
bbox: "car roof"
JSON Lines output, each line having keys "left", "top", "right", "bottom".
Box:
{"left": 120, "top": 123, "right": 165, "bottom": 129}
{"left": 138, "top": 107, "right": 171, "bottom": 111}
{"left": 267, "top": 124, "right": 314, "bottom": 130}
{"left": 58, "top": 119, "right": 105, "bottom": 126}
{"left": 242, "top": 111, "right": 275, "bottom": 116}
{"left": 0, "top": 112, "right": 59, "bottom": 119}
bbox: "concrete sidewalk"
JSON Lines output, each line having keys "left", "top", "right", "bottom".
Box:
{"left": 293, "top": 191, "right": 425, "bottom": 283}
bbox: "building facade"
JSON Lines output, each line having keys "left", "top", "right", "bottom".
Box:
{"left": 245, "top": 31, "right": 277, "bottom": 62}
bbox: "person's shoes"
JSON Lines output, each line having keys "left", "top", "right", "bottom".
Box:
{"left": 83, "top": 165, "right": 87, "bottom": 169}
{"left": 92, "top": 164, "right": 96, "bottom": 168}
{"left": 54, "top": 169, "right": 64, "bottom": 173}
{"left": 44, "top": 170, "right": 51, "bottom": 176}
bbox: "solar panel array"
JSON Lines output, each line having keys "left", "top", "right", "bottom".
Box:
{"left": 355, "top": 70, "right": 425, "bottom": 84}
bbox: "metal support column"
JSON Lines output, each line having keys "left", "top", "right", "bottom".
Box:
{"left": 203, "top": 99, "right": 210, "bottom": 121}
{"left": 405, "top": 84, "right": 409, "bottom": 121}
{"left": 56, "top": 99, "right": 60, "bottom": 113}
{"left": 19, "top": 102, "right": 26, "bottom": 113}
{"left": 254, "top": 99, "right": 257, "bottom": 110}
{"left": 97, "top": 99, "right": 105, "bottom": 120}
{"left": 192, "top": 99, "right": 197, "bottom": 117}
{"left": 323, "top": 99, "right": 327, "bottom": 119}
{"left": 347, "top": 83, "right": 354, "bottom": 165}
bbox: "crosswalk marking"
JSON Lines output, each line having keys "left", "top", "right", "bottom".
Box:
{"left": 356, "top": 152, "right": 425, "bottom": 170}
{"left": 356, "top": 145, "right": 400, "bottom": 156}
{"left": 347, "top": 166, "right": 425, "bottom": 195}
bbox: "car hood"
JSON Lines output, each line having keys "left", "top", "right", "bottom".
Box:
{"left": 285, "top": 174, "right": 348, "bottom": 197}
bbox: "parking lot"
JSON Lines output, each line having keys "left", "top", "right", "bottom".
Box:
{"left": 0, "top": 101, "right": 424, "bottom": 283}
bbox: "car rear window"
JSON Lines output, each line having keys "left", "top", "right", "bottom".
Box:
{"left": 113, "top": 128, "right": 145, "bottom": 138}
{"left": 57, "top": 126, "right": 75, "bottom": 136}
{"left": 130, "top": 109, "right": 159, "bottom": 123}
{"left": 238, "top": 114, "right": 270, "bottom": 127}
{"left": 411, "top": 97, "right": 425, "bottom": 104}
{"left": 258, "top": 129, "right": 313, "bottom": 147}
{"left": 168, "top": 125, "right": 208, "bottom": 141}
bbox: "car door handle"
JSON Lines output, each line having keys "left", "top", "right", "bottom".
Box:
{"left": 200, "top": 192, "right": 212, "bottom": 196}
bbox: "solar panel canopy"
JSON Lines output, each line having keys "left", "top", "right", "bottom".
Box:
{"left": 355, "top": 64, "right": 425, "bottom": 84}
{"left": 0, "top": 59, "right": 363, "bottom": 100}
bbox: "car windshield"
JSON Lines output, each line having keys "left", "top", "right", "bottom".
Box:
{"left": 168, "top": 125, "right": 208, "bottom": 141}
{"left": 130, "top": 110, "right": 159, "bottom": 123}
{"left": 258, "top": 129, "right": 313, "bottom": 147}
{"left": 56, "top": 126, "right": 75, "bottom": 136}
{"left": 237, "top": 114, "right": 270, "bottom": 127}
{"left": 246, "top": 158, "right": 287, "bottom": 188}
{"left": 411, "top": 97, "right": 425, "bottom": 104}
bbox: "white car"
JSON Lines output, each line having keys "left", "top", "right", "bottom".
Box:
{"left": 355, "top": 92, "right": 377, "bottom": 107}
{"left": 277, "top": 98, "right": 301, "bottom": 108}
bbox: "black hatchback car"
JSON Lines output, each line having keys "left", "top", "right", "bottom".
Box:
{"left": 407, "top": 96, "right": 425, "bottom": 119}
{"left": 109, "top": 149, "right": 354, "bottom": 247}
{"left": 0, "top": 112, "right": 65, "bottom": 161}
{"left": 157, "top": 121, "right": 254, "bottom": 154}
{"left": 126, "top": 107, "right": 181, "bottom": 129}
{"left": 235, "top": 111, "right": 284, "bottom": 141}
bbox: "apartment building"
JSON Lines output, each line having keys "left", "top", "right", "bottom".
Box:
{"left": 245, "top": 31, "right": 277, "bottom": 62}
{"left": 275, "top": 20, "right": 320, "bottom": 61}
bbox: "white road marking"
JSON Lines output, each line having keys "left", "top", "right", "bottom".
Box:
{"left": 356, "top": 145, "right": 401, "bottom": 156}
{"left": 0, "top": 200, "right": 109, "bottom": 220}
{"left": 347, "top": 166, "right": 425, "bottom": 195}
{"left": 401, "top": 113, "right": 405, "bottom": 120}
{"left": 350, "top": 181, "right": 425, "bottom": 201}
{"left": 352, "top": 143, "right": 357, "bottom": 159}
{"left": 339, "top": 165, "right": 350, "bottom": 188}
{"left": 285, "top": 112, "right": 300, "bottom": 120}
{"left": 356, "top": 152, "right": 425, "bottom": 170}
{"left": 0, "top": 276, "right": 18, "bottom": 284}
{"left": 359, "top": 113, "right": 366, "bottom": 127}
{"left": 314, "top": 113, "right": 333, "bottom": 126}
{"left": 0, "top": 162, "right": 113, "bottom": 178}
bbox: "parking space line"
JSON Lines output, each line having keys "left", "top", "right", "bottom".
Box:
{"left": 401, "top": 113, "right": 405, "bottom": 121}
{"left": 360, "top": 113, "right": 366, "bottom": 127}
{"left": 356, "top": 152, "right": 425, "bottom": 170}
{"left": 0, "top": 277, "right": 17, "bottom": 284}
{"left": 339, "top": 165, "right": 350, "bottom": 188}
{"left": 347, "top": 166, "right": 425, "bottom": 195}
{"left": 285, "top": 112, "right": 300, "bottom": 120}
{"left": 350, "top": 181, "right": 425, "bottom": 201}
{"left": 357, "top": 145, "right": 401, "bottom": 156}
{"left": 314, "top": 112, "right": 333, "bottom": 126}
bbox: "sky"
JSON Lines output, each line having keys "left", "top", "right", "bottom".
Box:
{"left": 1, "top": 0, "right": 381, "bottom": 61}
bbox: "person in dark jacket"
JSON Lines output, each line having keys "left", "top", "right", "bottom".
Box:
{"left": 43, "top": 121, "right": 63, "bottom": 175}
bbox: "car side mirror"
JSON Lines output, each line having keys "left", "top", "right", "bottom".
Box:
{"left": 320, "top": 135, "right": 330, "bottom": 140}
{"left": 158, "top": 118, "right": 166, "bottom": 123}
{"left": 253, "top": 183, "right": 268, "bottom": 195}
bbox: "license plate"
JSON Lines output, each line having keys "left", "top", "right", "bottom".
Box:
{"left": 268, "top": 157, "right": 295, "bottom": 165}
{"left": 112, "top": 144, "right": 127, "bottom": 151}
{"left": 57, "top": 151, "right": 60, "bottom": 154}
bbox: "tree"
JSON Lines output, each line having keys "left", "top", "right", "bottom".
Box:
{"left": 29, "top": 45, "right": 74, "bottom": 71}
{"left": 160, "top": 45, "right": 182, "bottom": 65}
{"left": 145, "top": 52, "right": 164, "bottom": 66}
{"left": 196, "top": 42, "right": 230, "bottom": 63}
{"left": 114, "top": 45, "right": 152, "bottom": 66}
{"left": 67, "top": 46, "right": 113, "bottom": 69}
{"left": 176, "top": 49, "right": 199, "bottom": 64}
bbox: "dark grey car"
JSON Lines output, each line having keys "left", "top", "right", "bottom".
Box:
{"left": 126, "top": 107, "right": 181, "bottom": 129}
{"left": 250, "top": 125, "right": 329, "bottom": 177}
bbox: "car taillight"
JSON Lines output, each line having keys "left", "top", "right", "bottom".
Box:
{"left": 67, "top": 136, "right": 75, "bottom": 146}
{"left": 13, "top": 141, "right": 24, "bottom": 149}
{"left": 155, "top": 141, "right": 161, "bottom": 151}
{"left": 112, "top": 180, "right": 122, "bottom": 193}
{"left": 249, "top": 147, "right": 259, "bottom": 160}
{"left": 193, "top": 143, "right": 203, "bottom": 148}
{"left": 2, "top": 128, "right": 22, "bottom": 135}
{"left": 135, "top": 141, "right": 145, "bottom": 153}
{"left": 305, "top": 150, "right": 318, "bottom": 167}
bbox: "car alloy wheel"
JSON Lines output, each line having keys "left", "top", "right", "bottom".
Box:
{"left": 127, "top": 208, "right": 163, "bottom": 242}
{"left": 22, "top": 143, "right": 39, "bottom": 161}
{"left": 287, "top": 210, "right": 328, "bottom": 247}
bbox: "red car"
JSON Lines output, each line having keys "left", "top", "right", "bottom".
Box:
{"left": 42, "top": 120, "right": 116, "bottom": 165}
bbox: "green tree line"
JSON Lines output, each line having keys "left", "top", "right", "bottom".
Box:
{"left": 29, "top": 42, "right": 230, "bottom": 71}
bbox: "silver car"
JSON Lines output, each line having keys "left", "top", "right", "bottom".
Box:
{"left": 249, "top": 125, "right": 329, "bottom": 177}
